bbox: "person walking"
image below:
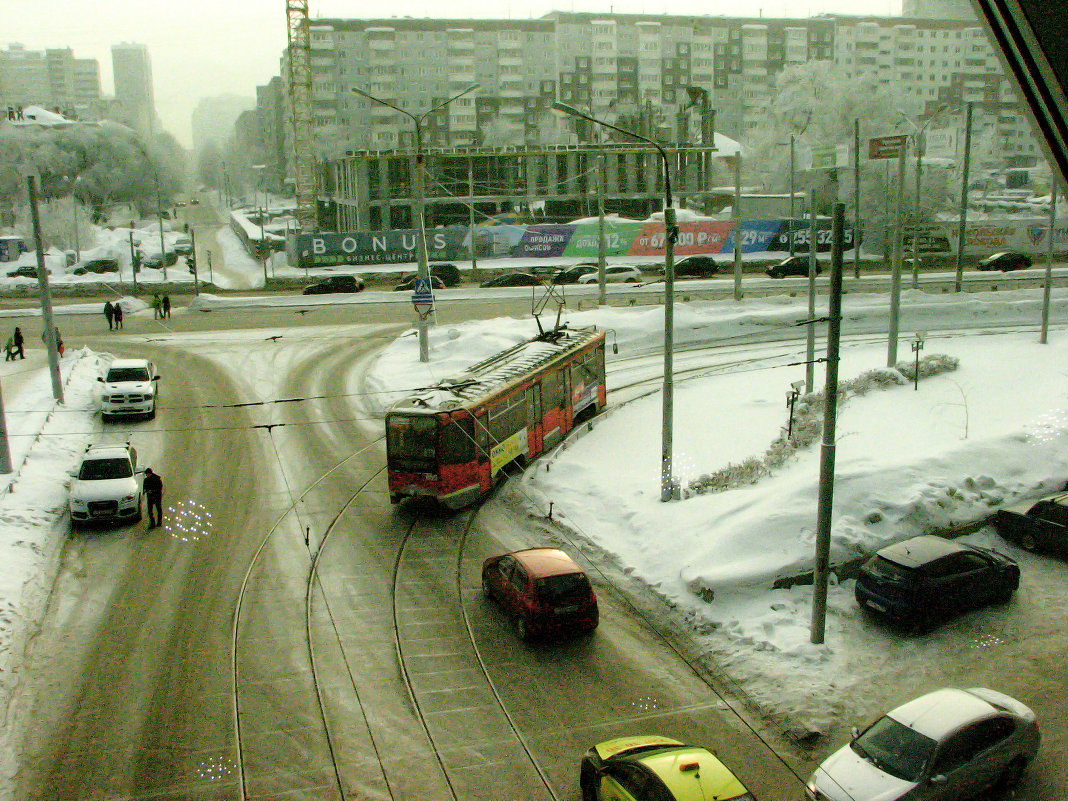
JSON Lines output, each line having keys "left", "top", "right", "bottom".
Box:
{"left": 4, "top": 334, "right": 15, "bottom": 361}
{"left": 12, "top": 326, "right": 24, "bottom": 359}
{"left": 143, "top": 467, "right": 164, "bottom": 527}
{"left": 113, "top": 302, "right": 124, "bottom": 329}
{"left": 151, "top": 293, "right": 162, "bottom": 320}
{"left": 104, "top": 301, "right": 115, "bottom": 330}
{"left": 42, "top": 327, "right": 64, "bottom": 356}
{"left": 162, "top": 294, "right": 171, "bottom": 318}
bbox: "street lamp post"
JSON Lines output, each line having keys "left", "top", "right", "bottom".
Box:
{"left": 353, "top": 83, "right": 480, "bottom": 363}
{"left": 553, "top": 101, "right": 680, "bottom": 502}
{"left": 65, "top": 175, "right": 82, "bottom": 263}
{"left": 898, "top": 106, "right": 950, "bottom": 289}
{"left": 251, "top": 164, "right": 269, "bottom": 286}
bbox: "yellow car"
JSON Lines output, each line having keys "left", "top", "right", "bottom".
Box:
{"left": 580, "top": 735, "right": 755, "bottom": 801}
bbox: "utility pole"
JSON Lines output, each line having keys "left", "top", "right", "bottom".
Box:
{"left": 810, "top": 202, "right": 845, "bottom": 645}
{"left": 853, "top": 119, "right": 862, "bottom": 279}
{"left": 355, "top": 83, "right": 479, "bottom": 363}
{"left": 1041, "top": 189, "right": 1057, "bottom": 344}
{"left": 911, "top": 129, "right": 924, "bottom": 289}
{"left": 733, "top": 154, "right": 743, "bottom": 301}
{"left": 597, "top": 149, "right": 607, "bottom": 306}
{"left": 789, "top": 134, "right": 796, "bottom": 257}
{"left": 954, "top": 102, "right": 973, "bottom": 293}
{"left": 806, "top": 194, "right": 817, "bottom": 394}
{"left": 887, "top": 146, "right": 906, "bottom": 367}
{"left": 128, "top": 230, "right": 138, "bottom": 292}
{"left": 190, "top": 227, "right": 200, "bottom": 296}
{"left": 468, "top": 157, "right": 477, "bottom": 273}
{"left": 26, "top": 174, "right": 64, "bottom": 403}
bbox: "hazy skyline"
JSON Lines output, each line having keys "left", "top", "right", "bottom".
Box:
{"left": 11, "top": 0, "right": 904, "bottom": 148}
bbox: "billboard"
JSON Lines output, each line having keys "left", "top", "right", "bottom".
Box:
{"left": 291, "top": 218, "right": 863, "bottom": 267}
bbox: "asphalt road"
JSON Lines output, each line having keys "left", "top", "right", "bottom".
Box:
{"left": 6, "top": 294, "right": 1067, "bottom": 800}
{"left": 8, "top": 303, "right": 806, "bottom": 800}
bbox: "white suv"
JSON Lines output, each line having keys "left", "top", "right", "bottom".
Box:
{"left": 68, "top": 443, "right": 142, "bottom": 527}
{"left": 577, "top": 264, "right": 643, "bottom": 284}
{"left": 99, "top": 358, "right": 159, "bottom": 421}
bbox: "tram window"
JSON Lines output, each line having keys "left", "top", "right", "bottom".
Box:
{"left": 542, "top": 368, "right": 565, "bottom": 409}
{"left": 488, "top": 392, "right": 526, "bottom": 441}
{"left": 440, "top": 415, "right": 476, "bottom": 464}
{"left": 386, "top": 414, "right": 437, "bottom": 463}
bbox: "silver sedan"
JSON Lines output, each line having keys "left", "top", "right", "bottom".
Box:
{"left": 806, "top": 687, "right": 1040, "bottom": 801}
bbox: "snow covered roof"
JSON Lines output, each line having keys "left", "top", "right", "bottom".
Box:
{"left": 388, "top": 325, "right": 603, "bottom": 414}
{"left": 5, "top": 105, "right": 76, "bottom": 128}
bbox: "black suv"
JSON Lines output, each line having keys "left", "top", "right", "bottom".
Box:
{"left": 429, "top": 263, "right": 462, "bottom": 286}
{"left": 552, "top": 264, "right": 598, "bottom": 284}
{"left": 302, "top": 275, "right": 365, "bottom": 294}
{"left": 978, "top": 251, "right": 1032, "bottom": 271}
{"left": 855, "top": 535, "right": 1019, "bottom": 630}
{"left": 766, "top": 255, "right": 822, "bottom": 279}
{"left": 671, "top": 255, "right": 720, "bottom": 278}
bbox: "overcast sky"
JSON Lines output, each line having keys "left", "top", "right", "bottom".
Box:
{"left": 10, "top": 0, "right": 903, "bottom": 148}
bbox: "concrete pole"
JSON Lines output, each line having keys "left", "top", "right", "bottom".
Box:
{"left": 954, "top": 102, "right": 973, "bottom": 293}
{"left": 26, "top": 175, "right": 64, "bottom": 403}
{"left": 810, "top": 201, "right": 845, "bottom": 645}
{"left": 789, "top": 135, "right": 796, "bottom": 257}
{"left": 1041, "top": 190, "right": 1057, "bottom": 344}
{"left": 661, "top": 205, "right": 677, "bottom": 501}
{"left": 468, "top": 157, "right": 477, "bottom": 272}
{"left": 598, "top": 149, "right": 607, "bottom": 306}
{"left": 733, "top": 154, "right": 743, "bottom": 301}
{"left": 413, "top": 124, "right": 431, "bottom": 363}
{"left": 911, "top": 132, "right": 923, "bottom": 289}
{"left": 853, "top": 119, "right": 862, "bottom": 279}
{"left": 190, "top": 227, "right": 199, "bottom": 296}
{"left": 128, "top": 230, "right": 139, "bottom": 292}
{"left": 0, "top": 378, "right": 12, "bottom": 473}
{"left": 887, "top": 149, "right": 906, "bottom": 367}
{"left": 806, "top": 194, "right": 817, "bottom": 394}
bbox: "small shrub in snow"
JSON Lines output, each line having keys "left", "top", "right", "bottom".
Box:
{"left": 686, "top": 354, "right": 959, "bottom": 496}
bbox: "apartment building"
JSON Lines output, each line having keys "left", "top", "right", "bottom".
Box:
{"left": 111, "top": 42, "right": 158, "bottom": 137}
{"left": 0, "top": 43, "right": 100, "bottom": 119}
{"left": 262, "top": 9, "right": 1043, "bottom": 228}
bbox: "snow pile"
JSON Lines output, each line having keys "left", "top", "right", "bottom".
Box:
{"left": 0, "top": 348, "right": 101, "bottom": 781}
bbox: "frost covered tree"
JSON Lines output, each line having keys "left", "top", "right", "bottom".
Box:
{"left": 0, "top": 122, "right": 184, "bottom": 226}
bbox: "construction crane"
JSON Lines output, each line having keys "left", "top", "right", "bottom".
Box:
{"left": 286, "top": 0, "right": 317, "bottom": 232}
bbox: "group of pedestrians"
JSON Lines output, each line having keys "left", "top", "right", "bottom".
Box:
{"left": 103, "top": 301, "right": 124, "bottom": 330}
{"left": 4, "top": 326, "right": 64, "bottom": 360}
{"left": 101, "top": 295, "right": 175, "bottom": 328}
{"left": 151, "top": 293, "right": 171, "bottom": 320}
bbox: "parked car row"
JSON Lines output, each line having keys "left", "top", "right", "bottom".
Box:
{"left": 493, "top": 541, "right": 1041, "bottom": 801}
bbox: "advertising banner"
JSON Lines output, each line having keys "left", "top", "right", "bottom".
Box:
{"left": 295, "top": 228, "right": 468, "bottom": 266}
{"left": 292, "top": 216, "right": 871, "bottom": 267}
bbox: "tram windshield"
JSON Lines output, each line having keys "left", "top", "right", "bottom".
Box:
{"left": 386, "top": 414, "right": 437, "bottom": 472}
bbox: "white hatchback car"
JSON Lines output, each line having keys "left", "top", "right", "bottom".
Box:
{"left": 68, "top": 443, "right": 143, "bottom": 527}
{"left": 806, "top": 687, "right": 1040, "bottom": 801}
{"left": 99, "top": 358, "right": 160, "bottom": 421}
{"left": 577, "top": 265, "right": 643, "bottom": 284}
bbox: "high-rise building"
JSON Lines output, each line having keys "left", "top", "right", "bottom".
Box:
{"left": 111, "top": 42, "right": 157, "bottom": 136}
{"left": 0, "top": 43, "right": 100, "bottom": 118}
{"left": 191, "top": 94, "right": 255, "bottom": 153}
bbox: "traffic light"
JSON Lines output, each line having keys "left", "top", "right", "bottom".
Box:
{"left": 187, "top": 252, "right": 197, "bottom": 275}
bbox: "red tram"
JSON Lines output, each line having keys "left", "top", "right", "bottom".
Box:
{"left": 386, "top": 325, "right": 607, "bottom": 509}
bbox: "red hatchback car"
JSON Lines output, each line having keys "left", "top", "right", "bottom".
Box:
{"left": 482, "top": 548, "right": 599, "bottom": 640}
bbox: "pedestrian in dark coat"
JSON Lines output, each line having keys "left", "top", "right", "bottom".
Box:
{"left": 12, "top": 326, "right": 24, "bottom": 359}
{"left": 162, "top": 294, "right": 171, "bottom": 318}
{"left": 143, "top": 467, "right": 164, "bottom": 527}
{"left": 113, "top": 302, "right": 124, "bottom": 329}
{"left": 104, "top": 301, "right": 115, "bottom": 330}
